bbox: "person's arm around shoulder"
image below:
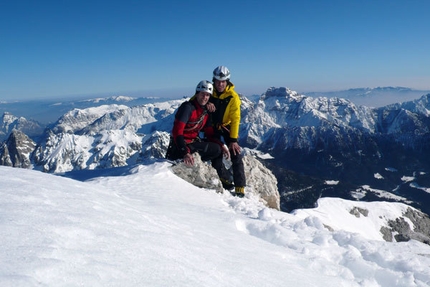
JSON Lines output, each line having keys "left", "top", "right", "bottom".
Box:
{"left": 206, "top": 102, "right": 216, "bottom": 113}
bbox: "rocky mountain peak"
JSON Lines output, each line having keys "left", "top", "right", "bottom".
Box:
{"left": 0, "top": 130, "right": 36, "bottom": 168}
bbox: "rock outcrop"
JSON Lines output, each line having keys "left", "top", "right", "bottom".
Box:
{"left": 380, "top": 207, "right": 430, "bottom": 245}
{"left": 170, "top": 153, "right": 280, "bottom": 210}
{"left": 350, "top": 205, "right": 430, "bottom": 245}
{"left": 0, "top": 130, "right": 36, "bottom": 168}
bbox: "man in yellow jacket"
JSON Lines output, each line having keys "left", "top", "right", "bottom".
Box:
{"left": 210, "top": 66, "right": 246, "bottom": 197}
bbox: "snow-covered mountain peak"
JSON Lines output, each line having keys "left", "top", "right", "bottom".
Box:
{"left": 33, "top": 99, "right": 187, "bottom": 173}
{"left": 260, "top": 87, "right": 301, "bottom": 106}
{"left": 262, "top": 86, "right": 299, "bottom": 99}
{"left": 107, "top": 95, "right": 135, "bottom": 102}
{"left": 0, "top": 112, "right": 43, "bottom": 142}
{"left": 2, "top": 112, "right": 25, "bottom": 127}
{"left": 53, "top": 104, "right": 130, "bottom": 133}
{"left": 305, "top": 86, "right": 430, "bottom": 107}
{"left": 386, "top": 93, "right": 430, "bottom": 116}
{"left": 246, "top": 87, "right": 377, "bottom": 134}
{"left": 79, "top": 95, "right": 148, "bottom": 103}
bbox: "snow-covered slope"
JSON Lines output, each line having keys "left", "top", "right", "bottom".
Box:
{"left": 1, "top": 165, "right": 429, "bottom": 287}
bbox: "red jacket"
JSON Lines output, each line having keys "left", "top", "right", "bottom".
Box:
{"left": 172, "top": 98, "right": 221, "bottom": 156}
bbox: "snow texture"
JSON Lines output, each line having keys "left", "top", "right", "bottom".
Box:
{"left": 1, "top": 164, "right": 430, "bottom": 287}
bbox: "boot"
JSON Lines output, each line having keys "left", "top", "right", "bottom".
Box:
{"left": 220, "top": 178, "right": 234, "bottom": 191}
{"left": 234, "top": 187, "right": 245, "bottom": 198}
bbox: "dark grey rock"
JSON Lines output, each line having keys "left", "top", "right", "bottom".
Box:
{"left": 350, "top": 207, "right": 369, "bottom": 218}
{"left": 0, "top": 130, "right": 36, "bottom": 168}
{"left": 380, "top": 207, "right": 430, "bottom": 245}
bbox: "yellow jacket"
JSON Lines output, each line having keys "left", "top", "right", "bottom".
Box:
{"left": 211, "top": 82, "right": 241, "bottom": 141}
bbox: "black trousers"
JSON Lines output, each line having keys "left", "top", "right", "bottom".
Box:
{"left": 188, "top": 141, "right": 231, "bottom": 181}
{"left": 217, "top": 130, "right": 246, "bottom": 188}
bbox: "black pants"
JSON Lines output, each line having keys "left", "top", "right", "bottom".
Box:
{"left": 218, "top": 131, "right": 246, "bottom": 188}
{"left": 188, "top": 141, "right": 231, "bottom": 181}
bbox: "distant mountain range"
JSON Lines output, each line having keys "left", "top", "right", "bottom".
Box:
{"left": 1, "top": 86, "right": 430, "bottom": 217}
{"left": 304, "top": 86, "right": 430, "bottom": 107}
{"left": 0, "top": 95, "right": 172, "bottom": 124}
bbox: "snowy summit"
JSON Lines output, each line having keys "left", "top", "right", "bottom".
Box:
{"left": 1, "top": 163, "right": 430, "bottom": 287}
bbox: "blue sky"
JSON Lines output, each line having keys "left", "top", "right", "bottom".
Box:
{"left": 1, "top": 0, "right": 430, "bottom": 101}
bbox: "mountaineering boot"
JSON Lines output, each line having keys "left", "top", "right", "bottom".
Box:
{"left": 220, "top": 178, "right": 234, "bottom": 191}
{"left": 234, "top": 187, "right": 245, "bottom": 198}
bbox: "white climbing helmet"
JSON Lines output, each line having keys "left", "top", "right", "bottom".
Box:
{"left": 213, "top": 66, "right": 231, "bottom": 81}
{"left": 196, "top": 80, "right": 213, "bottom": 94}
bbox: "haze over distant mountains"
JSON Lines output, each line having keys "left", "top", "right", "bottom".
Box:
{"left": 0, "top": 95, "right": 164, "bottom": 124}
{"left": 304, "top": 86, "right": 430, "bottom": 108}
{"left": 1, "top": 86, "right": 429, "bottom": 124}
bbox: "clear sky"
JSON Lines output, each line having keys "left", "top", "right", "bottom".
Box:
{"left": 1, "top": 0, "right": 430, "bottom": 101}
